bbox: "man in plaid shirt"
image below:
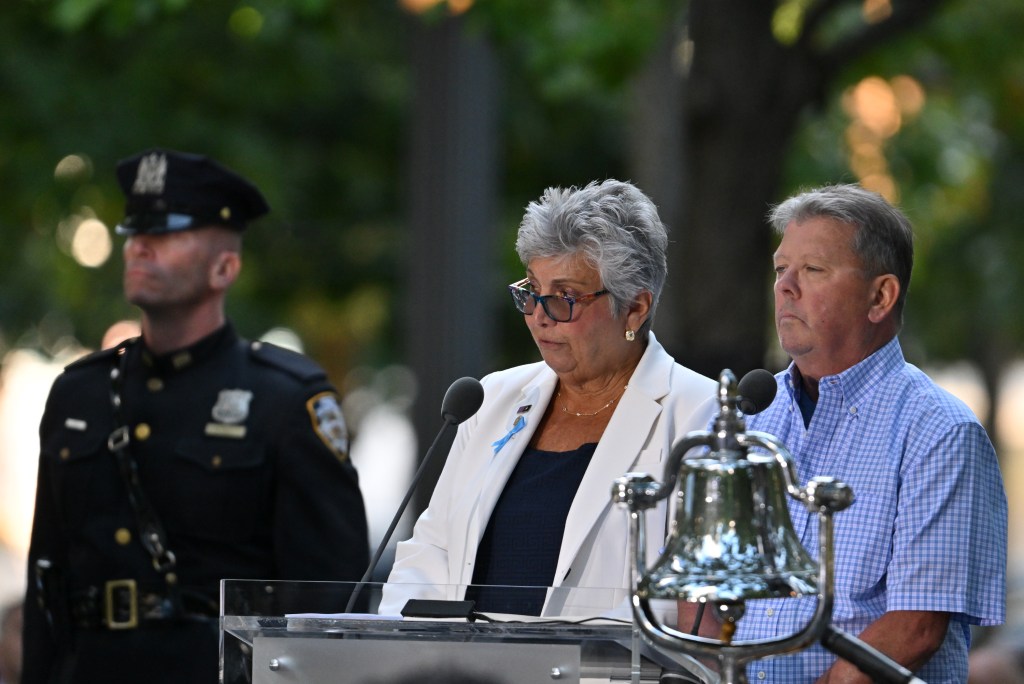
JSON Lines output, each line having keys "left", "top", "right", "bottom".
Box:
{"left": 733, "top": 184, "right": 1006, "bottom": 683}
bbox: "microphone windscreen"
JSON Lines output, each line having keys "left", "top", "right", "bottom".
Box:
{"left": 441, "top": 376, "right": 485, "bottom": 424}
{"left": 738, "top": 368, "right": 777, "bottom": 415}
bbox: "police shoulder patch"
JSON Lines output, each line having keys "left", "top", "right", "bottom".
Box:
{"left": 307, "top": 391, "right": 349, "bottom": 463}
{"left": 249, "top": 341, "right": 327, "bottom": 382}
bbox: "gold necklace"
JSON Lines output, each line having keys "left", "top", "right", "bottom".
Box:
{"left": 558, "top": 386, "right": 627, "bottom": 417}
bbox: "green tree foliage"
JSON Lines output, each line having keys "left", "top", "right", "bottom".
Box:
{"left": 0, "top": 1, "right": 411, "bottom": 381}
{"left": 2, "top": 0, "right": 1023, "bottom": 438}
{"left": 786, "top": 0, "right": 1024, "bottom": 434}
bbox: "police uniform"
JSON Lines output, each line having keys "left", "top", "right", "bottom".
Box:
{"left": 22, "top": 149, "right": 370, "bottom": 684}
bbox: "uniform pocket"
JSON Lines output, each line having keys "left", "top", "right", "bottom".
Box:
{"left": 42, "top": 424, "right": 107, "bottom": 463}
{"left": 41, "top": 426, "right": 111, "bottom": 523}
{"left": 157, "top": 438, "right": 269, "bottom": 541}
{"left": 173, "top": 437, "right": 265, "bottom": 472}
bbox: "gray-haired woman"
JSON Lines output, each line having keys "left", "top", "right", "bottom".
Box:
{"left": 382, "top": 179, "right": 716, "bottom": 620}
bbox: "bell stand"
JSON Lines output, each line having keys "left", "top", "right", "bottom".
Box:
{"left": 612, "top": 369, "right": 855, "bottom": 684}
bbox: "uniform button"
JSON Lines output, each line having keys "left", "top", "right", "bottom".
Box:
{"left": 147, "top": 377, "right": 164, "bottom": 392}
{"left": 165, "top": 572, "right": 178, "bottom": 585}
{"left": 211, "top": 455, "right": 223, "bottom": 468}
{"left": 60, "top": 447, "right": 71, "bottom": 460}
{"left": 134, "top": 423, "right": 151, "bottom": 441}
{"left": 115, "top": 528, "right": 132, "bottom": 545}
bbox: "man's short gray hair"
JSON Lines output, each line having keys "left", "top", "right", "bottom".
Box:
{"left": 769, "top": 183, "right": 914, "bottom": 327}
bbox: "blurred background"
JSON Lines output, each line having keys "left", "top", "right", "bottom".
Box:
{"left": 1, "top": 0, "right": 1023, "bottom": 653}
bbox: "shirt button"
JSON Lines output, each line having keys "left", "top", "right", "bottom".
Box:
{"left": 134, "top": 423, "right": 151, "bottom": 441}
{"left": 765, "top": 608, "right": 774, "bottom": 616}
{"left": 114, "top": 528, "right": 132, "bottom": 545}
{"left": 757, "top": 671, "right": 766, "bottom": 680}
{"left": 147, "top": 377, "right": 164, "bottom": 392}
{"left": 849, "top": 406, "right": 858, "bottom": 415}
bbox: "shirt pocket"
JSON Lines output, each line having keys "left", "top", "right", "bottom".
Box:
{"left": 158, "top": 438, "right": 269, "bottom": 541}
{"left": 832, "top": 497, "right": 893, "bottom": 617}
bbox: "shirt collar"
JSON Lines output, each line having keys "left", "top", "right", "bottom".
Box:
{"left": 784, "top": 337, "right": 904, "bottom": 406}
{"left": 140, "top": 322, "right": 237, "bottom": 374}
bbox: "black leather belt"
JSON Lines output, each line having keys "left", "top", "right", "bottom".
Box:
{"left": 70, "top": 580, "right": 217, "bottom": 630}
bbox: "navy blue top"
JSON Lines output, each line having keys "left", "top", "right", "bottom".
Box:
{"left": 796, "top": 384, "right": 817, "bottom": 427}
{"left": 467, "top": 442, "right": 597, "bottom": 615}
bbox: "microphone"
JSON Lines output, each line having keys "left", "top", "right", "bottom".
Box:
{"left": 738, "top": 368, "right": 777, "bottom": 415}
{"left": 344, "top": 376, "right": 484, "bottom": 613}
{"left": 822, "top": 626, "right": 925, "bottom": 684}
{"left": 440, "top": 376, "right": 486, "bottom": 425}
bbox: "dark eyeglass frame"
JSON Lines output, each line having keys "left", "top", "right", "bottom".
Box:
{"left": 508, "top": 277, "right": 609, "bottom": 323}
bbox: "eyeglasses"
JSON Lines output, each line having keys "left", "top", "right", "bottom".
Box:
{"left": 508, "top": 277, "right": 609, "bottom": 323}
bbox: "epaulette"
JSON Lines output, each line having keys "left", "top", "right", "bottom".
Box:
{"left": 62, "top": 345, "right": 122, "bottom": 372}
{"left": 249, "top": 340, "right": 327, "bottom": 382}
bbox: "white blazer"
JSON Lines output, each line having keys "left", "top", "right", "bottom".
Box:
{"left": 380, "top": 333, "right": 717, "bottom": 617}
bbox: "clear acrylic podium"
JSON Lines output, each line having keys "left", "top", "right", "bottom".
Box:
{"left": 221, "top": 579, "right": 715, "bottom": 684}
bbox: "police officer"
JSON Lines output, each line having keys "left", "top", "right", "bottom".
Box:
{"left": 22, "top": 148, "right": 370, "bottom": 683}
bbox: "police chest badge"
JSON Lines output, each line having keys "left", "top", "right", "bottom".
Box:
{"left": 205, "top": 389, "right": 252, "bottom": 439}
{"left": 307, "top": 392, "right": 349, "bottom": 463}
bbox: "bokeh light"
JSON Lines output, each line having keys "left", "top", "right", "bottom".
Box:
{"left": 229, "top": 6, "right": 264, "bottom": 39}
{"left": 53, "top": 154, "right": 92, "bottom": 182}
{"left": 69, "top": 217, "right": 113, "bottom": 268}
{"left": 841, "top": 74, "right": 926, "bottom": 202}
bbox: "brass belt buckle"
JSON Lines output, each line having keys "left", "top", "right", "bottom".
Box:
{"left": 104, "top": 579, "right": 138, "bottom": 629}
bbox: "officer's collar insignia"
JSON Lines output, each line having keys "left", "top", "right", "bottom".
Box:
{"left": 132, "top": 152, "right": 167, "bottom": 195}
{"left": 307, "top": 392, "right": 349, "bottom": 463}
{"left": 172, "top": 352, "right": 192, "bottom": 369}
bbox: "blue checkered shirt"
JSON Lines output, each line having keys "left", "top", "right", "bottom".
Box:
{"left": 736, "top": 338, "right": 1007, "bottom": 683}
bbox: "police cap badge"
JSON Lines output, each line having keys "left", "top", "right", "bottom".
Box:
{"left": 115, "top": 148, "right": 269, "bottom": 235}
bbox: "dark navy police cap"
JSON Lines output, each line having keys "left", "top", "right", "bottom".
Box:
{"left": 115, "top": 148, "right": 269, "bottom": 235}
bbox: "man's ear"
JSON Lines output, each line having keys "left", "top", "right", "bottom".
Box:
{"left": 867, "top": 274, "right": 899, "bottom": 324}
{"left": 210, "top": 251, "right": 241, "bottom": 290}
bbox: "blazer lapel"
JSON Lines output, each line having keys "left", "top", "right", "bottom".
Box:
{"left": 457, "top": 373, "right": 557, "bottom": 582}
{"left": 552, "top": 339, "right": 671, "bottom": 586}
